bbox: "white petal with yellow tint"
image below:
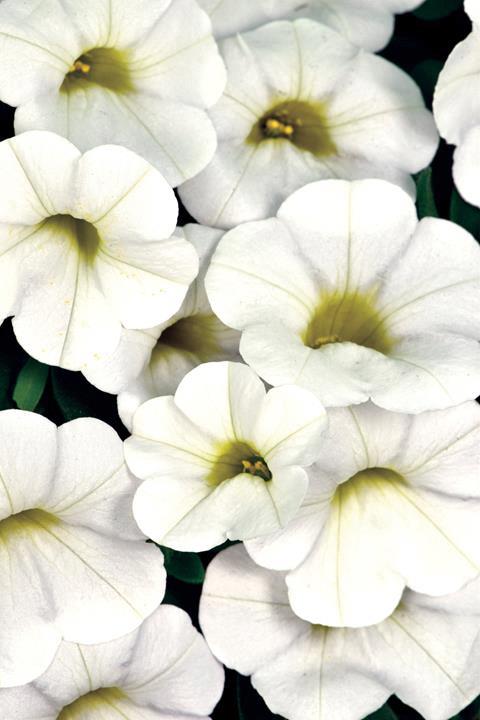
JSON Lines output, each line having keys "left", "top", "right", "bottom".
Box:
{"left": 0, "top": 410, "right": 166, "bottom": 688}
{"left": 84, "top": 224, "right": 239, "bottom": 409}
{"left": 200, "top": 545, "right": 480, "bottom": 720}
{"left": 1, "top": 0, "right": 226, "bottom": 186}
{"left": 248, "top": 402, "right": 480, "bottom": 627}
{"left": 206, "top": 179, "right": 480, "bottom": 411}
{"left": 126, "top": 361, "right": 326, "bottom": 550}
{"left": 0, "top": 605, "right": 223, "bottom": 720}
{"left": 0, "top": 132, "right": 197, "bottom": 371}
{"left": 179, "top": 19, "right": 436, "bottom": 227}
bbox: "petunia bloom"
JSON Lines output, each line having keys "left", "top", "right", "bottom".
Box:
{"left": 200, "top": 544, "right": 480, "bottom": 720}
{"left": 0, "top": 131, "right": 198, "bottom": 373}
{"left": 205, "top": 179, "right": 480, "bottom": 413}
{"left": 83, "top": 224, "right": 240, "bottom": 430}
{"left": 433, "top": 3, "right": 480, "bottom": 208}
{"left": 245, "top": 401, "right": 480, "bottom": 628}
{"left": 0, "top": 0, "right": 226, "bottom": 186}
{"left": 0, "top": 604, "right": 223, "bottom": 719}
{"left": 178, "top": 19, "right": 438, "bottom": 228}
{"left": 199, "top": 0, "right": 422, "bottom": 51}
{"left": 124, "top": 361, "right": 327, "bottom": 551}
{"left": 0, "top": 410, "right": 166, "bottom": 688}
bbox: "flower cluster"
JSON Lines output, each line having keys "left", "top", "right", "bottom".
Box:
{"left": 0, "top": 2, "right": 478, "bottom": 720}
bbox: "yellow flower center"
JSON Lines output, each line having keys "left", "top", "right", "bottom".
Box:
{"left": 303, "top": 289, "right": 394, "bottom": 355}
{"left": 158, "top": 314, "right": 223, "bottom": 360}
{"left": 247, "top": 99, "right": 337, "bottom": 158}
{"left": 206, "top": 442, "right": 272, "bottom": 486}
{"left": 0, "top": 509, "right": 59, "bottom": 541}
{"left": 62, "top": 47, "right": 133, "bottom": 93}
{"left": 44, "top": 215, "right": 101, "bottom": 263}
{"left": 58, "top": 688, "right": 127, "bottom": 719}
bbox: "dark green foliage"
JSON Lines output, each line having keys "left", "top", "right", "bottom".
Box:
{"left": 13, "top": 358, "right": 49, "bottom": 411}
{"left": 365, "top": 705, "right": 398, "bottom": 720}
{"left": 450, "top": 189, "right": 480, "bottom": 241}
{"left": 415, "top": 167, "right": 439, "bottom": 219}
{"left": 161, "top": 546, "right": 206, "bottom": 584}
{"left": 414, "top": 0, "right": 463, "bottom": 21}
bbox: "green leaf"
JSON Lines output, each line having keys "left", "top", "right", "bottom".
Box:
{"left": 414, "top": 0, "right": 462, "bottom": 20}
{"left": 450, "top": 188, "right": 480, "bottom": 240}
{"left": 13, "top": 358, "right": 49, "bottom": 411}
{"left": 51, "top": 368, "right": 124, "bottom": 437}
{"left": 365, "top": 705, "right": 398, "bottom": 720}
{"left": 161, "top": 546, "right": 205, "bottom": 584}
{"left": 415, "top": 167, "right": 438, "bottom": 219}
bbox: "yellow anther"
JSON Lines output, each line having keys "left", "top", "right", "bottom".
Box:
{"left": 254, "top": 460, "right": 269, "bottom": 474}
{"left": 313, "top": 334, "right": 342, "bottom": 348}
{"left": 264, "top": 116, "right": 296, "bottom": 139}
{"left": 265, "top": 118, "right": 281, "bottom": 130}
{"left": 71, "top": 60, "right": 91, "bottom": 74}
{"left": 241, "top": 457, "right": 272, "bottom": 480}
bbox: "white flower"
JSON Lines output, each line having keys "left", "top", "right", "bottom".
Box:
{"left": 0, "top": 409, "right": 166, "bottom": 688}
{"left": 178, "top": 19, "right": 438, "bottom": 229}
{"left": 0, "top": 0, "right": 226, "bottom": 186}
{"left": 83, "top": 224, "right": 240, "bottom": 430}
{"left": 0, "top": 604, "right": 223, "bottom": 719}
{"left": 0, "top": 131, "right": 199, "bottom": 373}
{"left": 245, "top": 401, "right": 480, "bottom": 628}
{"left": 433, "top": 4, "right": 480, "bottom": 207}
{"left": 200, "top": 544, "right": 480, "bottom": 720}
{"left": 199, "top": 0, "right": 422, "bottom": 51}
{"left": 205, "top": 178, "right": 480, "bottom": 413}
{"left": 124, "top": 361, "right": 327, "bottom": 551}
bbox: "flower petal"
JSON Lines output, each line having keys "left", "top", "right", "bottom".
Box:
{"left": 453, "top": 125, "right": 480, "bottom": 208}
{"left": 12, "top": 225, "right": 121, "bottom": 371}
{"left": 174, "top": 362, "right": 266, "bottom": 443}
{"left": 0, "top": 132, "right": 79, "bottom": 224}
{"left": 252, "top": 385, "right": 327, "bottom": 465}
{"left": 200, "top": 545, "right": 480, "bottom": 720}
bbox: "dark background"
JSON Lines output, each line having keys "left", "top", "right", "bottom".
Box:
{"left": 1, "top": 0, "right": 479, "bottom": 718}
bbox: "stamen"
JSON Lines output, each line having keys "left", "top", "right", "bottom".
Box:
{"left": 263, "top": 116, "right": 296, "bottom": 139}
{"left": 71, "top": 59, "right": 91, "bottom": 74}
{"left": 242, "top": 457, "right": 272, "bottom": 481}
{"left": 311, "top": 334, "right": 342, "bottom": 348}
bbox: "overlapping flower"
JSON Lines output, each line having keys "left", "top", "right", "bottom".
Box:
{"left": 0, "top": 2, "right": 478, "bottom": 720}
{"left": 434, "top": 2, "right": 480, "bottom": 207}
{"left": 179, "top": 18, "right": 438, "bottom": 228}
{"left": 0, "top": 410, "right": 165, "bottom": 688}
{"left": 199, "top": 0, "right": 423, "bottom": 49}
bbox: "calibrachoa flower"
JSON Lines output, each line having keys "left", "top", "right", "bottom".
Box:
{"left": 0, "top": 605, "right": 223, "bottom": 719}
{"left": 245, "top": 401, "right": 480, "bottom": 628}
{"left": 125, "top": 361, "right": 327, "bottom": 551}
{"left": 200, "top": 545, "right": 480, "bottom": 720}
{"left": 433, "top": 3, "right": 480, "bottom": 208}
{"left": 206, "top": 179, "right": 480, "bottom": 412}
{"left": 178, "top": 19, "right": 438, "bottom": 228}
{"left": 0, "top": 0, "right": 226, "bottom": 186}
{"left": 0, "top": 410, "right": 166, "bottom": 688}
{"left": 0, "top": 131, "right": 198, "bottom": 373}
{"left": 83, "top": 224, "right": 240, "bottom": 430}
{"left": 199, "top": 0, "right": 423, "bottom": 51}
